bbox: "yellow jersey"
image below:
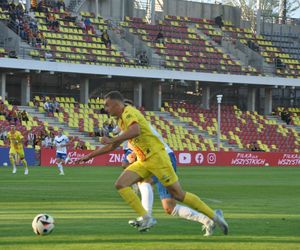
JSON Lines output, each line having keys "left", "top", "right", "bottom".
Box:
{"left": 118, "top": 105, "right": 165, "bottom": 161}
{"left": 7, "top": 130, "right": 24, "bottom": 150}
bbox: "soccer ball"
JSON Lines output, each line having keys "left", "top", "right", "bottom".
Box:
{"left": 32, "top": 214, "right": 55, "bottom": 235}
{"left": 3, "top": 162, "right": 7, "bottom": 166}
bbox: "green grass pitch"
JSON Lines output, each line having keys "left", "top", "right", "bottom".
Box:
{"left": 0, "top": 166, "right": 300, "bottom": 250}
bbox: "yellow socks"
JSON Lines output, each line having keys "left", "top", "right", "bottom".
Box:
{"left": 118, "top": 187, "right": 147, "bottom": 217}
{"left": 22, "top": 159, "right": 28, "bottom": 169}
{"left": 9, "top": 155, "right": 15, "bottom": 167}
{"left": 183, "top": 192, "right": 214, "bottom": 219}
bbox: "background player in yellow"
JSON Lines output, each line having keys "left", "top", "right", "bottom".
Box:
{"left": 7, "top": 125, "right": 29, "bottom": 175}
{"left": 77, "top": 91, "right": 228, "bottom": 234}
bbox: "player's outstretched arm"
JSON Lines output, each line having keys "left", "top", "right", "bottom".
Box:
{"left": 75, "top": 141, "right": 120, "bottom": 163}
{"left": 102, "top": 124, "right": 140, "bottom": 145}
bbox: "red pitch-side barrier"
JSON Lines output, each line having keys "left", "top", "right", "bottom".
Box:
{"left": 41, "top": 149, "right": 300, "bottom": 167}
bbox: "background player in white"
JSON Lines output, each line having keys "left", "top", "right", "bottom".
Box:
{"left": 54, "top": 128, "right": 69, "bottom": 175}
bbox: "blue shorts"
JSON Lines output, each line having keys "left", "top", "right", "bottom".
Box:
{"left": 122, "top": 148, "right": 133, "bottom": 163}
{"left": 56, "top": 152, "right": 67, "bottom": 160}
{"left": 152, "top": 152, "right": 177, "bottom": 200}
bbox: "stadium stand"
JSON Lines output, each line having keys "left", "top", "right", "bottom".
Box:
{"left": 31, "top": 96, "right": 112, "bottom": 148}
{"left": 0, "top": 99, "right": 85, "bottom": 150}
{"left": 276, "top": 107, "right": 300, "bottom": 126}
{"left": 31, "top": 96, "right": 228, "bottom": 151}
{"left": 163, "top": 15, "right": 300, "bottom": 78}
{"left": 120, "top": 16, "right": 259, "bottom": 75}
{"left": 143, "top": 110, "right": 226, "bottom": 151}
{"left": 0, "top": 4, "right": 138, "bottom": 67}
{"left": 0, "top": 47, "right": 8, "bottom": 57}
{"left": 164, "top": 101, "right": 300, "bottom": 153}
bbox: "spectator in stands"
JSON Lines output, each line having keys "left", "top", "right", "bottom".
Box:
{"left": 100, "top": 107, "right": 108, "bottom": 115}
{"left": 27, "top": 131, "right": 36, "bottom": 148}
{"left": 274, "top": 56, "right": 285, "bottom": 69}
{"left": 286, "top": 112, "right": 291, "bottom": 125}
{"left": 5, "top": 109, "right": 12, "bottom": 122}
{"left": 36, "top": 31, "right": 45, "bottom": 45}
{"left": 84, "top": 17, "right": 94, "bottom": 33}
{"left": 94, "top": 126, "right": 101, "bottom": 137}
{"left": 249, "top": 142, "right": 260, "bottom": 151}
{"left": 75, "top": 141, "right": 87, "bottom": 150}
{"left": 247, "top": 40, "right": 259, "bottom": 52}
{"left": 281, "top": 109, "right": 292, "bottom": 125}
{"left": 57, "top": 0, "right": 65, "bottom": 11}
{"left": 28, "top": 30, "right": 36, "bottom": 46}
{"left": 37, "top": 0, "right": 46, "bottom": 12}
{"left": 8, "top": 50, "right": 17, "bottom": 58}
{"left": 77, "top": 17, "right": 86, "bottom": 30}
{"left": 0, "top": 127, "right": 7, "bottom": 141}
{"left": 0, "top": 100, "right": 5, "bottom": 115}
{"left": 44, "top": 100, "right": 53, "bottom": 113}
{"left": 214, "top": 15, "right": 224, "bottom": 28}
{"left": 42, "top": 133, "right": 53, "bottom": 148}
{"left": 138, "top": 51, "right": 148, "bottom": 66}
{"left": 21, "top": 110, "right": 29, "bottom": 122}
{"left": 11, "top": 109, "right": 19, "bottom": 124}
{"left": 63, "top": 12, "right": 77, "bottom": 22}
{"left": 35, "top": 132, "right": 42, "bottom": 147}
{"left": 101, "top": 30, "right": 111, "bottom": 48}
{"left": 44, "top": 50, "right": 53, "bottom": 61}
{"left": 156, "top": 29, "right": 164, "bottom": 45}
{"left": 53, "top": 100, "right": 60, "bottom": 113}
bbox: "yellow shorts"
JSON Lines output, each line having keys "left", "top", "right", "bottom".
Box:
{"left": 127, "top": 150, "right": 178, "bottom": 187}
{"left": 9, "top": 147, "right": 25, "bottom": 159}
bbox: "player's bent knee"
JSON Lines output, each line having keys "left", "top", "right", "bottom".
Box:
{"left": 167, "top": 188, "right": 185, "bottom": 202}
{"left": 114, "top": 180, "right": 128, "bottom": 190}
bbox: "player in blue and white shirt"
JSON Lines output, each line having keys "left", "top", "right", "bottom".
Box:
{"left": 54, "top": 128, "right": 69, "bottom": 175}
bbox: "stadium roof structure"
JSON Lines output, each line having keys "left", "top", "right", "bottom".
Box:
{"left": 0, "top": 58, "right": 300, "bottom": 87}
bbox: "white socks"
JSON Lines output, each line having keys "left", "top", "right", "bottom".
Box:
{"left": 171, "top": 204, "right": 211, "bottom": 226}
{"left": 137, "top": 182, "right": 212, "bottom": 227}
{"left": 57, "top": 162, "right": 64, "bottom": 174}
{"left": 138, "top": 182, "right": 153, "bottom": 216}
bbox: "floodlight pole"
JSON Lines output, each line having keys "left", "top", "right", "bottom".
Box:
{"left": 95, "top": 0, "right": 99, "bottom": 18}
{"left": 217, "top": 94, "right": 223, "bottom": 151}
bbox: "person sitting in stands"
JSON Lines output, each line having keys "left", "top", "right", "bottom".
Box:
{"left": 84, "top": 17, "right": 94, "bottom": 33}
{"left": 249, "top": 142, "right": 259, "bottom": 151}
{"left": 45, "top": 50, "right": 53, "bottom": 61}
{"left": 101, "top": 30, "right": 111, "bottom": 48}
{"left": 156, "top": 29, "right": 164, "bottom": 45}
{"left": 214, "top": 15, "right": 224, "bottom": 28}
{"left": 21, "top": 110, "right": 29, "bottom": 122}
{"left": 274, "top": 56, "right": 285, "bottom": 69}
{"left": 57, "top": 0, "right": 65, "bottom": 11}
{"left": 44, "top": 100, "right": 53, "bottom": 113}
{"left": 77, "top": 17, "right": 86, "bottom": 30}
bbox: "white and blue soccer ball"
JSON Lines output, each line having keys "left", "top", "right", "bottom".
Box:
{"left": 32, "top": 214, "right": 55, "bottom": 235}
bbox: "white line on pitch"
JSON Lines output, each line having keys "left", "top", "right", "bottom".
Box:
{"left": 202, "top": 197, "right": 223, "bottom": 203}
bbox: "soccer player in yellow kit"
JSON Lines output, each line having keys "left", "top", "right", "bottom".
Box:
{"left": 77, "top": 91, "right": 228, "bottom": 234}
{"left": 7, "top": 125, "right": 29, "bottom": 175}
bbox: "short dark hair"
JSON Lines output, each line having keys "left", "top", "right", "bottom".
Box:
{"left": 104, "top": 91, "right": 124, "bottom": 102}
{"left": 124, "top": 99, "right": 134, "bottom": 105}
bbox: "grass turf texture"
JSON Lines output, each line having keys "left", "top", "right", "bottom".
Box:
{"left": 0, "top": 166, "right": 300, "bottom": 250}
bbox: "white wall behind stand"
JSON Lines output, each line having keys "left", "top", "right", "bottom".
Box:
{"left": 163, "top": 0, "right": 241, "bottom": 27}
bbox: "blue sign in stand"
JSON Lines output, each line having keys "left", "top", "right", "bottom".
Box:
{"left": 0, "top": 148, "right": 36, "bottom": 166}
